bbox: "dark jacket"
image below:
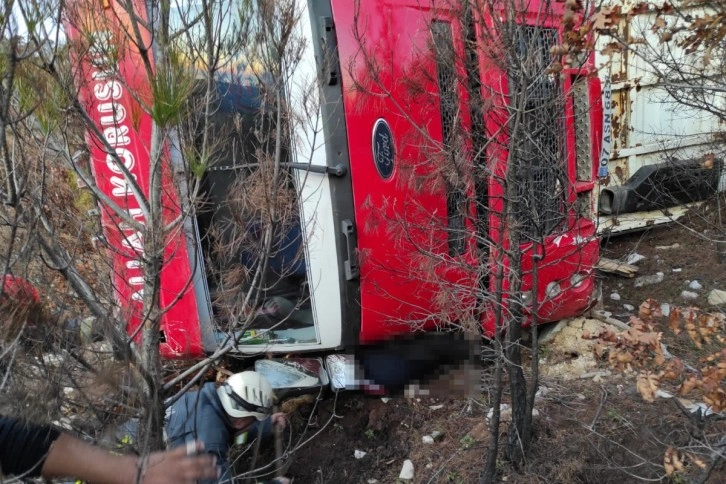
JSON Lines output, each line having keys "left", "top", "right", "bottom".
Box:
{"left": 0, "top": 415, "right": 60, "bottom": 479}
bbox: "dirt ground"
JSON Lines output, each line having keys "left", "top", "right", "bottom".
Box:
{"left": 239, "top": 214, "right": 726, "bottom": 484}
{"left": 599, "top": 214, "right": 726, "bottom": 318}
{"left": 6, "top": 200, "right": 726, "bottom": 482}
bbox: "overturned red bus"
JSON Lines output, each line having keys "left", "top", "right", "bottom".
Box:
{"left": 65, "top": 0, "right": 602, "bottom": 359}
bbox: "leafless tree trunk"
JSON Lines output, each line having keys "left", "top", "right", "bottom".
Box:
{"left": 1, "top": 0, "right": 317, "bottom": 473}
{"left": 345, "top": 0, "right": 595, "bottom": 478}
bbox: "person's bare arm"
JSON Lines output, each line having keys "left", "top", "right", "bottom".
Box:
{"left": 41, "top": 433, "right": 218, "bottom": 484}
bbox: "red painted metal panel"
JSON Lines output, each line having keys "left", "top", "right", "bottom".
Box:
{"left": 330, "top": 0, "right": 480, "bottom": 343}
{"left": 478, "top": 2, "right": 600, "bottom": 335}
{"left": 331, "top": 0, "right": 600, "bottom": 341}
{"left": 64, "top": 0, "right": 203, "bottom": 358}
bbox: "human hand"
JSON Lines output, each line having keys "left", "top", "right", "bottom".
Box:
{"left": 271, "top": 412, "right": 287, "bottom": 431}
{"left": 143, "top": 441, "right": 219, "bottom": 484}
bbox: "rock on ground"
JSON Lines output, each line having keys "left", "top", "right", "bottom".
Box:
{"left": 399, "top": 460, "right": 414, "bottom": 480}
{"left": 540, "top": 317, "right": 613, "bottom": 380}
{"left": 688, "top": 280, "right": 703, "bottom": 290}
{"left": 708, "top": 289, "right": 726, "bottom": 306}
{"left": 626, "top": 253, "right": 646, "bottom": 265}
{"left": 634, "top": 272, "right": 664, "bottom": 288}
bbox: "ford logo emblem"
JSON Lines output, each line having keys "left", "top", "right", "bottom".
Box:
{"left": 372, "top": 118, "right": 395, "bottom": 179}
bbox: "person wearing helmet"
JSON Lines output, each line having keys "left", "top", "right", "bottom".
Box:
{"left": 165, "top": 371, "right": 288, "bottom": 484}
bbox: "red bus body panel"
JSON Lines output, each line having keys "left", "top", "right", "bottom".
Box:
{"left": 329, "top": 0, "right": 601, "bottom": 341}
{"left": 65, "top": 0, "right": 204, "bottom": 358}
{"left": 64, "top": 0, "right": 601, "bottom": 357}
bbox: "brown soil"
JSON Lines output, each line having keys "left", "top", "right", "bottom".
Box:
{"left": 277, "top": 375, "right": 725, "bottom": 483}
{"left": 599, "top": 210, "right": 726, "bottom": 317}
{"left": 237, "top": 214, "right": 726, "bottom": 483}
{"left": 7, "top": 186, "right": 726, "bottom": 482}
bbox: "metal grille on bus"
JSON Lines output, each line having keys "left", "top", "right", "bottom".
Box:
{"left": 432, "top": 21, "right": 467, "bottom": 257}
{"left": 511, "top": 26, "right": 567, "bottom": 241}
{"left": 572, "top": 77, "right": 592, "bottom": 181}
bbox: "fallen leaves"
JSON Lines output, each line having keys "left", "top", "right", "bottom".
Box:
{"left": 663, "top": 446, "right": 684, "bottom": 476}
{"left": 636, "top": 371, "right": 660, "bottom": 402}
{"left": 583, "top": 313, "right": 663, "bottom": 373}
{"left": 664, "top": 446, "right": 708, "bottom": 477}
{"left": 669, "top": 306, "right": 725, "bottom": 348}
{"left": 591, "top": 300, "right": 726, "bottom": 412}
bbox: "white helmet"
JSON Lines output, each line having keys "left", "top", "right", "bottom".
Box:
{"left": 217, "top": 371, "right": 274, "bottom": 420}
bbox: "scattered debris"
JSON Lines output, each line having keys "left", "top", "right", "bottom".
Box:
{"left": 399, "top": 460, "right": 414, "bottom": 480}
{"left": 538, "top": 319, "right": 569, "bottom": 344}
{"left": 578, "top": 370, "right": 612, "bottom": 380}
{"left": 708, "top": 289, "right": 726, "bottom": 306}
{"left": 660, "top": 303, "right": 671, "bottom": 317}
{"left": 466, "top": 422, "right": 489, "bottom": 442}
{"left": 42, "top": 354, "right": 64, "bottom": 368}
{"left": 51, "top": 417, "right": 74, "bottom": 431}
{"left": 430, "top": 430, "right": 444, "bottom": 442}
{"left": 535, "top": 386, "right": 551, "bottom": 400}
{"left": 422, "top": 435, "right": 434, "bottom": 444}
{"left": 541, "top": 317, "right": 620, "bottom": 379}
{"left": 623, "top": 304, "right": 635, "bottom": 311}
{"left": 590, "top": 309, "right": 630, "bottom": 332}
{"left": 610, "top": 292, "right": 621, "bottom": 301}
{"left": 487, "top": 404, "right": 511, "bottom": 423}
{"left": 655, "top": 243, "right": 680, "bottom": 250}
{"left": 354, "top": 450, "right": 367, "bottom": 459}
{"left": 688, "top": 280, "right": 703, "bottom": 290}
{"left": 429, "top": 404, "right": 443, "bottom": 411}
{"left": 634, "top": 272, "right": 664, "bottom": 288}
{"left": 380, "top": 398, "right": 390, "bottom": 404}
{"left": 681, "top": 290, "right": 698, "bottom": 300}
{"left": 672, "top": 268, "right": 682, "bottom": 273}
{"left": 626, "top": 252, "right": 646, "bottom": 265}
{"left": 597, "top": 257, "right": 639, "bottom": 278}
{"left": 655, "top": 388, "right": 721, "bottom": 417}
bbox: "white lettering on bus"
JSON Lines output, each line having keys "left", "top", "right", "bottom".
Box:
{"left": 98, "top": 103, "right": 127, "bottom": 125}
{"left": 104, "top": 126, "right": 131, "bottom": 147}
{"left": 106, "top": 148, "right": 135, "bottom": 173}
{"left": 93, "top": 80, "right": 123, "bottom": 101}
{"left": 110, "top": 174, "right": 137, "bottom": 197}
{"left": 121, "top": 230, "right": 144, "bottom": 253}
{"left": 88, "top": 30, "right": 147, "bottom": 304}
{"left": 128, "top": 276, "right": 145, "bottom": 286}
